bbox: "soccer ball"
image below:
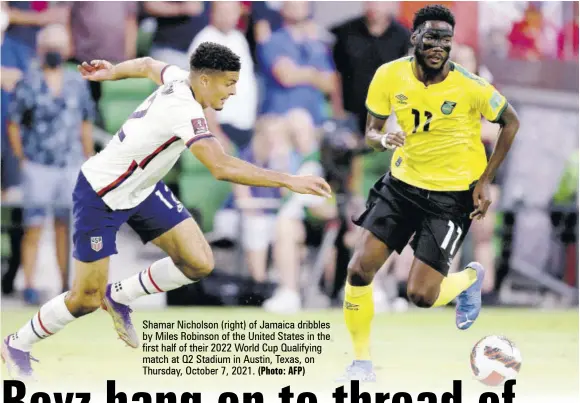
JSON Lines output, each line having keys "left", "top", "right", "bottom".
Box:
{"left": 470, "top": 335, "right": 522, "bottom": 386}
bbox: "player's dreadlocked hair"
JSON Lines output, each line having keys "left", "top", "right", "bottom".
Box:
{"left": 190, "top": 42, "right": 241, "bottom": 73}
{"left": 412, "top": 5, "right": 456, "bottom": 32}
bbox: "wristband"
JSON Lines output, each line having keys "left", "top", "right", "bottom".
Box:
{"left": 381, "top": 134, "right": 396, "bottom": 150}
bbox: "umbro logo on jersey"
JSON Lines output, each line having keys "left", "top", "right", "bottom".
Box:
{"left": 395, "top": 94, "right": 408, "bottom": 104}
{"left": 441, "top": 101, "right": 457, "bottom": 115}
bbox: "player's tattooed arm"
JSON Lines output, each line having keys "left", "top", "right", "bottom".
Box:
{"left": 190, "top": 136, "right": 332, "bottom": 198}
{"left": 364, "top": 112, "right": 406, "bottom": 152}
{"left": 77, "top": 57, "right": 167, "bottom": 85}
{"left": 479, "top": 103, "right": 520, "bottom": 183}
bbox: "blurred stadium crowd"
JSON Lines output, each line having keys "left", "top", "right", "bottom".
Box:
{"left": 1, "top": 1, "right": 578, "bottom": 313}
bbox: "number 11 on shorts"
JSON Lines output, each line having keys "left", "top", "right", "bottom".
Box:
{"left": 155, "top": 185, "right": 183, "bottom": 212}
{"left": 441, "top": 220, "right": 462, "bottom": 255}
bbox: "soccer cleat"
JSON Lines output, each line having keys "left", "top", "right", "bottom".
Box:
{"left": 1, "top": 335, "right": 38, "bottom": 380}
{"left": 101, "top": 284, "right": 139, "bottom": 348}
{"left": 456, "top": 262, "right": 485, "bottom": 330}
{"left": 336, "top": 360, "right": 376, "bottom": 382}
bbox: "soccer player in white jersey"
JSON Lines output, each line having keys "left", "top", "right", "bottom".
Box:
{"left": 2, "top": 42, "right": 332, "bottom": 380}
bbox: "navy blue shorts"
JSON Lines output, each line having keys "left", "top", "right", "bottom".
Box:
{"left": 72, "top": 171, "right": 191, "bottom": 263}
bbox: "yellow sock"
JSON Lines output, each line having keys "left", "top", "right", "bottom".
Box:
{"left": 433, "top": 267, "right": 478, "bottom": 307}
{"left": 343, "top": 282, "right": 374, "bottom": 360}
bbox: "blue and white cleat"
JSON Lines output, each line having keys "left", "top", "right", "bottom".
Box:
{"left": 1, "top": 335, "right": 38, "bottom": 380}
{"left": 456, "top": 262, "right": 485, "bottom": 330}
{"left": 101, "top": 284, "right": 139, "bottom": 348}
{"left": 336, "top": 360, "right": 376, "bottom": 382}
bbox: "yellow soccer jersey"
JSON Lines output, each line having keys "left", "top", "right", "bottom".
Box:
{"left": 365, "top": 56, "right": 508, "bottom": 191}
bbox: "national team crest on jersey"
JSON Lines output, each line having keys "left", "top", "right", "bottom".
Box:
{"left": 91, "top": 236, "right": 103, "bottom": 252}
{"left": 441, "top": 101, "right": 457, "bottom": 115}
{"left": 192, "top": 118, "right": 209, "bottom": 135}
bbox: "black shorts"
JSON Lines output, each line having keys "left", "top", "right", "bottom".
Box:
{"left": 353, "top": 172, "right": 476, "bottom": 275}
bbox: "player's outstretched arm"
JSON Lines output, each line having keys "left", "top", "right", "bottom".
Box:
{"left": 77, "top": 57, "right": 167, "bottom": 86}
{"left": 190, "top": 136, "right": 332, "bottom": 198}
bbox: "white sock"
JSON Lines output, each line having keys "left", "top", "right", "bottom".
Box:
{"left": 110, "top": 257, "right": 195, "bottom": 305}
{"left": 10, "top": 292, "right": 75, "bottom": 352}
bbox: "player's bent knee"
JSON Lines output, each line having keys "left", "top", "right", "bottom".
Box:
{"left": 66, "top": 286, "right": 104, "bottom": 317}
{"left": 347, "top": 250, "right": 385, "bottom": 287}
{"left": 174, "top": 251, "right": 215, "bottom": 281}
{"left": 406, "top": 284, "right": 438, "bottom": 308}
{"left": 347, "top": 255, "right": 379, "bottom": 286}
{"left": 347, "top": 265, "right": 374, "bottom": 286}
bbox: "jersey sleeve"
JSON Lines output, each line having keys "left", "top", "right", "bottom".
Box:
{"left": 160, "top": 65, "right": 189, "bottom": 85}
{"left": 474, "top": 80, "right": 508, "bottom": 123}
{"left": 172, "top": 104, "right": 214, "bottom": 148}
{"left": 365, "top": 64, "right": 391, "bottom": 119}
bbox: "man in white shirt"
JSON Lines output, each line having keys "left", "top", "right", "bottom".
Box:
{"left": 189, "top": 1, "right": 258, "bottom": 151}
{"left": 2, "top": 42, "right": 332, "bottom": 380}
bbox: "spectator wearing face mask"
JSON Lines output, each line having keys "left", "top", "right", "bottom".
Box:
{"left": 7, "top": 24, "right": 95, "bottom": 304}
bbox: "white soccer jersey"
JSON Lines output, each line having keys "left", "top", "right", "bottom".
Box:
{"left": 81, "top": 65, "right": 213, "bottom": 210}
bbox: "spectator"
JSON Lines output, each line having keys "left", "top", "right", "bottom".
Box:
{"left": 237, "top": 1, "right": 252, "bottom": 34}
{"left": 250, "top": 1, "right": 283, "bottom": 46}
{"left": 189, "top": 1, "right": 258, "bottom": 152}
{"left": 330, "top": 1, "right": 409, "bottom": 201}
{"left": 1, "top": 2, "right": 31, "bottom": 200}
{"left": 507, "top": 4, "right": 544, "bottom": 60}
{"left": 4, "top": 1, "right": 68, "bottom": 51}
{"left": 144, "top": 1, "right": 209, "bottom": 69}
{"left": 213, "top": 116, "right": 289, "bottom": 284}
{"left": 257, "top": 1, "right": 337, "bottom": 133}
{"left": 557, "top": 2, "right": 578, "bottom": 62}
{"left": 7, "top": 24, "right": 95, "bottom": 304}
{"left": 486, "top": 28, "right": 510, "bottom": 59}
{"left": 1, "top": 2, "right": 26, "bottom": 296}
{"left": 262, "top": 110, "right": 336, "bottom": 314}
{"left": 2, "top": 2, "right": 68, "bottom": 194}
{"left": 330, "top": 1, "right": 410, "bottom": 135}
{"left": 65, "top": 1, "right": 138, "bottom": 127}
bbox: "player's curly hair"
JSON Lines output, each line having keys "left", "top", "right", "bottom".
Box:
{"left": 412, "top": 5, "right": 456, "bottom": 32}
{"left": 190, "top": 42, "right": 241, "bottom": 73}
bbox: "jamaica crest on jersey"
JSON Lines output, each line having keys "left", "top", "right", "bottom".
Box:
{"left": 441, "top": 100, "right": 457, "bottom": 115}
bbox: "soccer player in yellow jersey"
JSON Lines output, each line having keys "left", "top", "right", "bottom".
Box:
{"left": 339, "top": 5, "right": 520, "bottom": 381}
